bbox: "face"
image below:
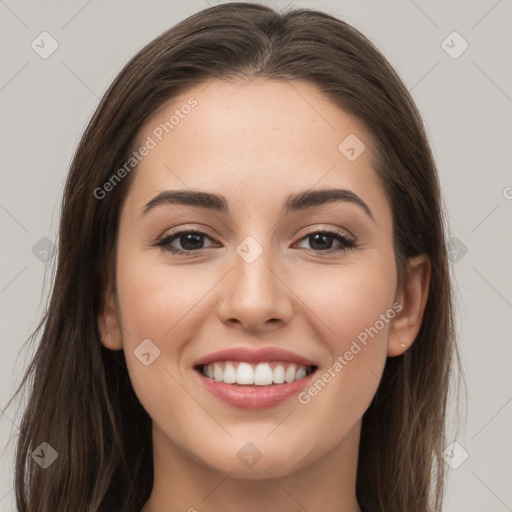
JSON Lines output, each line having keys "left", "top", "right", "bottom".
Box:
{"left": 101, "top": 78, "right": 415, "bottom": 479}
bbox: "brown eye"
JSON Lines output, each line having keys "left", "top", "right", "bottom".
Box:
{"left": 156, "top": 230, "right": 217, "bottom": 254}
{"left": 295, "top": 230, "right": 357, "bottom": 253}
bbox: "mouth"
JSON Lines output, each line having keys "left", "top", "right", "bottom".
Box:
{"left": 195, "top": 361, "right": 318, "bottom": 386}
{"left": 192, "top": 347, "right": 319, "bottom": 409}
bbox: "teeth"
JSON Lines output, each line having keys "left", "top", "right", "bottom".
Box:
{"left": 202, "top": 361, "right": 313, "bottom": 386}
{"left": 295, "top": 366, "right": 306, "bottom": 380}
{"left": 285, "top": 364, "right": 296, "bottom": 383}
{"left": 237, "top": 362, "right": 254, "bottom": 385}
{"left": 223, "top": 362, "right": 237, "bottom": 384}
{"left": 213, "top": 363, "right": 223, "bottom": 382}
{"left": 272, "top": 365, "right": 285, "bottom": 384}
{"left": 254, "top": 363, "right": 273, "bottom": 385}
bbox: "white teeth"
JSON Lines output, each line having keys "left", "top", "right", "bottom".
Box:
{"left": 272, "top": 365, "right": 285, "bottom": 384}
{"left": 223, "top": 362, "right": 237, "bottom": 384}
{"left": 285, "top": 364, "right": 296, "bottom": 383}
{"left": 202, "top": 361, "right": 313, "bottom": 386}
{"left": 213, "top": 363, "right": 223, "bottom": 382}
{"left": 254, "top": 363, "right": 273, "bottom": 385}
{"left": 295, "top": 366, "right": 306, "bottom": 381}
{"left": 236, "top": 362, "right": 254, "bottom": 385}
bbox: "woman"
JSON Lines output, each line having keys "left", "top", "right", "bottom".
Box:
{"left": 7, "top": 3, "right": 462, "bottom": 511}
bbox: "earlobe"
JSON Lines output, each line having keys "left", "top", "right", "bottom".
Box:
{"left": 97, "top": 279, "right": 123, "bottom": 351}
{"left": 387, "top": 254, "right": 431, "bottom": 357}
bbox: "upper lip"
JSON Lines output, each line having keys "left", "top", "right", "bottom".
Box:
{"left": 193, "top": 346, "right": 318, "bottom": 368}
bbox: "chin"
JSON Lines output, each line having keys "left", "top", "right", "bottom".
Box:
{"left": 195, "top": 439, "right": 315, "bottom": 479}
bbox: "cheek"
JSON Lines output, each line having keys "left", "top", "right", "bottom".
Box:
{"left": 115, "top": 248, "right": 213, "bottom": 346}
{"left": 293, "top": 299, "right": 391, "bottom": 465}
{"left": 113, "top": 255, "right": 205, "bottom": 442}
{"left": 294, "top": 252, "right": 397, "bottom": 350}
{"left": 290, "top": 253, "right": 396, "bottom": 413}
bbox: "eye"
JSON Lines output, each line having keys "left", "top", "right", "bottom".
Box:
{"left": 294, "top": 229, "right": 358, "bottom": 254}
{"left": 155, "top": 227, "right": 358, "bottom": 256}
{"left": 156, "top": 230, "right": 218, "bottom": 254}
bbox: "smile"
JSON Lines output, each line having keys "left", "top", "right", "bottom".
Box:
{"left": 193, "top": 347, "right": 319, "bottom": 409}
{"left": 197, "top": 361, "right": 316, "bottom": 386}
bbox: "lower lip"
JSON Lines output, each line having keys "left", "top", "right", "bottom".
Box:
{"left": 196, "top": 370, "right": 316, "bottom": 409}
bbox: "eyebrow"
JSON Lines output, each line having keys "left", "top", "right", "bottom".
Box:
{"left": 141, "top": 188, "right": 375, "bottom": 222}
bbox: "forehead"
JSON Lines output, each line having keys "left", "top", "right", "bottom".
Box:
{"left": 127, "top": 78, "right": 390, "bottom": 223}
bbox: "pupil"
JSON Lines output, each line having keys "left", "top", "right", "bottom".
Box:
{"left": 310, "top": 233, "right": 332, "bottom": 250}
{"left": 181, "top": 233, "right": 203, "bottom": 250}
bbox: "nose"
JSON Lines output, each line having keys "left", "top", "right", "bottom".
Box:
{"left": 216, "top": 241, "right": 294, "bottom": 332}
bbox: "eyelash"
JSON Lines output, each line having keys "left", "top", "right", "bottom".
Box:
{"left": 154, "top": 227, "right": 359, "bottom": 256}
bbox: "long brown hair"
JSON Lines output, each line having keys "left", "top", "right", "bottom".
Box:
{"left": 5, "top": 3, "right": 464, "bottom": 511}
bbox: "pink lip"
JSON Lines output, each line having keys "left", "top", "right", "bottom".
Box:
{"left": 193, "top": 346, "right": 317, "bottom": 367}
{"left": 195, "top": 370, "right": 317, "bottom": 409}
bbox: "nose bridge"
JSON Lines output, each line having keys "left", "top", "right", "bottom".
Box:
{"left": 235, "top": 234, "right": 274, "bottom": 292}
{"left": 217, "top": 232, "right": 293, "bottom": 329}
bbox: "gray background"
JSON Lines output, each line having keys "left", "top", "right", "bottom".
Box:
{"left": 1, "top": 1, "right": 511, "bottom": 510}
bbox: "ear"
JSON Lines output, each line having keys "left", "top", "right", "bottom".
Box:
{"left": 97, "top": 275, "right": 123, "bottom": 351}
{"left": 387, "top": 254, "right": 431, "bottom": 357}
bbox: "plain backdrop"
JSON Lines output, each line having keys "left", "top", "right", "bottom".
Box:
{"left": 1, "top": 1, "right": 511, "bottom": 510}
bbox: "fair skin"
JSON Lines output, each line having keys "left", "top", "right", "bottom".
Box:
{"left": 98, "top": 78, "right": 430, "bottom": 512}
